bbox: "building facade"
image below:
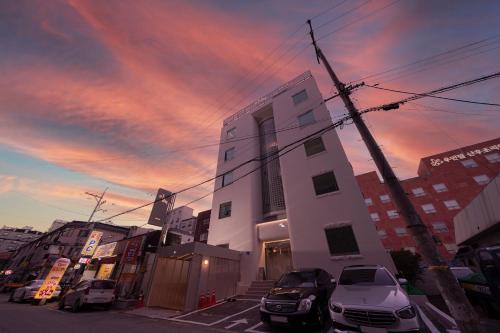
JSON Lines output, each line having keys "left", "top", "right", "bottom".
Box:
{"left": 194, "top": 209, "right": 211, "bottom": 243}
{"left": 356, "top": 138, "right": 500, "bottom": 259}
{"left": 207, "top": 71, "right": 394, "bottom": 288}
{"left": 0, "top": 226, "right": 43, "bottom": 253}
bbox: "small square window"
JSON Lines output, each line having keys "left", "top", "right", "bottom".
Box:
{"left": 377, "top": 229, "right": 387, "bottom": 239}
{"left": 370, "top": 213, "right": 380, "bottom": 222}
{"left": 485, "top": 153, "right": 500, "bottom": 163}
{"left": 461, "top": 159, "right": 478, "bottom": 168}
{"left": 380, "top": 194, "right": 391, "bottom": 203}
{"left": 226, "top": 127, "right": 236, "bottom": 139}
{"left": 218, "top": 201, "right": 232, "bottom": 219}
{"left": 298, "top": 110, "right": 315, "bottom": 128}
{"left": 224, "top": 147, "right": 235, "bottom": 161}
{"left": 433, "top": 183, "right": 448, "bottom": 193}
{"left": 387, "top": 210, "right": 399, "bottom": 219}
{"left": 422, "top": 203, "right": 437, "bottom": 214}
{"left": 292, "top": 89, "right": 308, "bottom": 105}
{"left": 444, "top": 200, "right": 460, "bottom": 210}
{"left": 364, "top": 198, "right": 373, "bottom": 206}
{"left": 312, "top": 171, "right": 339, "bottom": 195}
{"left": 222, "top": 172, "right": 233, "bottom": 187}
{"left": 432, "top": 222, "right": 449, "bottom": 233}
{"left": 474, "top": 174, "right": 490, "bottom": 185}
{"left": 412, "top": 187, "right": 425, "bottom": 197}
{"left": 304, "top": 137, "right": 325, "bottom": 156}
{"left": 324, "top": 225, "right": 360, "bottom": 256}
{"left": 394, "top": 227, "right": 407, "bottom": 237}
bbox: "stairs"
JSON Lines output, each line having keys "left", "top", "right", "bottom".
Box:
{"left": 237, "top": 280, "right": 276, "bottom": 300}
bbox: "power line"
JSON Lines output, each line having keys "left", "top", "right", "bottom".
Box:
{"left": 315, "top": 0, "right": 372, "bottom": 30}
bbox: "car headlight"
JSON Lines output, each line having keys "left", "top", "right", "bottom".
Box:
{"left": 396, "top": 305, "right": 416, "bottom": 319}
{"left": 297, "top": 295, "right": 315, "bottom": 312}
{"left": 328, "top": 299, "right": 343, "bottom": 313}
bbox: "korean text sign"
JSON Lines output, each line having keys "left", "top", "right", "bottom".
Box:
{"left": 34, "top": 258, "right": 70, "bottom": 299}
{"left": 81, "top": 230, "right": 103, "bottom": 256}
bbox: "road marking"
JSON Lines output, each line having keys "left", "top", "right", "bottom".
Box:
{"left": 425, "top": 302, "right": 457, "bottom": 326}
{"left": 224, "top": 318, "right": 248, "bottom": 329}
{"left": 169, "top": 303, "right": 260, "bottom": 327}
{"left": 208, "top": 304, "right": 260, "bottom": 326}
{"left": 173, "top": 301, "right": 227, "bottom": 319}
{"left": 244, "top": 322, "right": 267, "bottom": 333}
{"left": 416, "top": 304, "right": 440, "bottom": 333}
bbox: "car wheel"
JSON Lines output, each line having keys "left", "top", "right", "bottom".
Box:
{"left": 8, "top": 291, "right": 14, "bottom": 302}
{"left": 58, "top": 298, "right": 66, "bottom": 310}
{"left": 18, "top": 291, "right": 26, "bottom": 303}
{"left": 72, "top": 299, "right": 81, "bottom": 313}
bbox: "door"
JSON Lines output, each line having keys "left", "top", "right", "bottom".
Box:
{"left": 265, "top": 240, "right": 293, "bottom": 280}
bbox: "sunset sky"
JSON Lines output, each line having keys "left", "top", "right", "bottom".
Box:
{"left": 1, "top": 0, "right": 499, "bottom": 231}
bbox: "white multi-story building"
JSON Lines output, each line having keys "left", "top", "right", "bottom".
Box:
{"left": 167, "top": 206, "right": 194, "bottom": 229}
{"left": 207, "top": 71, "right": 395, "bottom": 288}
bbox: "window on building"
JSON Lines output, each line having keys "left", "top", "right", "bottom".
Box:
{"left": 377, "top": 229, "right": 387, "bottom": 239}
{"left": 222, "top": 172, "right": 233, "bottom": 187}
{"left": 394, "top": 227, "right": 407, "bottom": 237}
{"left": 226, "top": 127, "right": 236, "bottom": 139}
{"left": 387, "top": 210, "right": 399, "bottom": 219}
{"left": 474, "top": 174, "right": 490, "bottom": 185}
{"left": 304, "top": 137, "right": 325, "bottom": 156}
{"left": 461, "top": 159, "right": 478, "bottom": 168}
{"left": 324, "top": 225, "right": 360, "bottom": 256}
{"left": 412, "top": 187, "right": 426, "bottom": 197}
{"left": 364, "top": 198, "right": 373, "bottom": 206}
{"left": 218, "top": 202, "right": 232, "bottom": 219}
{"left": 224, "top": 147, "right": 235, "bottom": 161}
{"left": 433, "top": 183, "right": 448, "bottom": 193}
{"left": 312, "top": 171, "right": 339, "bottom": 195}
{"left": 370, "top": 213, "right": 380, "bottom": 222}
{"left": 422, "top": 203, "right": 437, "bottom": 214}
{"left": 380, "top": 194, "right": 391, "bottom": 203}
{"left": 298, "top": 110, "right": 315, "bottom": 127}
{"left": 292, "top": 89, "right": 308, "bottom": 105}
{"left": 432, "top": 222, "right": 449, "bottom": 233}
{"left": 444, "top": 199, "right": 460, "bottom": 210}
{"left": 485, "top": 152, "right": 500, "bottom": 163}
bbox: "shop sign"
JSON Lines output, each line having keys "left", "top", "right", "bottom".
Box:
{"left": 95, "top": 263, "right": 115, "bottom": 280}
{"left": 81, "top": 231, "right": 103, "bottom": 256}
{"left": 34, "top": 258, "right": 70, "bottom": 299}
{"left": 92, "top": 242, "right": 117, "bottom": 259}
{"left": 430, "top": 143, "right": 500, "bottom": 167}
{"left": 78, "top": 257, "right": 91, "bottom": 264}
{"left": 123, "top": 237, "right": 143, "bottom": 264}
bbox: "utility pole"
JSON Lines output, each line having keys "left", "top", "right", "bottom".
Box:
{"left": 307, "top": 20, "right": 480, "bottom": 333}
{"left": 85, "top": 187, "right": 108, "bottom": 222}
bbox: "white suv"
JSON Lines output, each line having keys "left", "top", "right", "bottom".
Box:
{"left": 329, "top": 265, "right": 420, "bottom": 333}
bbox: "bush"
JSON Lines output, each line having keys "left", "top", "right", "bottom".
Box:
{"left": 390, "top": 249, "right": 421, "bottom": 284}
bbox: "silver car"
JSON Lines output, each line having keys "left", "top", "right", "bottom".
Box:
{"left": 9, "top": 280, "right": 61, "bottom": 303}
{"left": 59, "top": 279, "right": 116, "bottom": 312}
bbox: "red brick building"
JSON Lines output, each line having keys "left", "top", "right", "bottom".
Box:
{"left": 356, "top": 137, "right": 500, "bottom": 260}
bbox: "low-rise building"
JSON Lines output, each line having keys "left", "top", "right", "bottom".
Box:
{"left": 194, "top": 210, "right": 211, "bottom": 243}
{"left": 0, "top": 226, "right": 43, "bottom": 253}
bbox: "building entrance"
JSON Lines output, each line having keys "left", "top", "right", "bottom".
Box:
{"left": 265, "top": 240, "right": 292, "bottom": 280}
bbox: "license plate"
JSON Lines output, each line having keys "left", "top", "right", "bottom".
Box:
{"left": 360, "top": 327, "right": 386, "bottom": 333}
{"left": 270, "top": 315, "right": 287, "bottom": 323}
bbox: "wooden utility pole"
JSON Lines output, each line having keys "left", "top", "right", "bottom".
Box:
{"left": 86, "top": 187, "right": 108, "bottom": 222}
{"left": 307, "top": 20, "right": 480, "bottom": 333}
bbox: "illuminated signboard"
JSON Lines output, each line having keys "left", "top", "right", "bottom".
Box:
{"left": 95, "top": 263, "right": 115, "bottom": 280}
{"left": 92, "top": 242, "right": 117, "bottom": 259}
{"left": 34, "top": 258, "right": 70, "bottom": 300}
{"left": 81, "top": 230, "right": 103, "bottom": 256}
{"left": 430, "top": 143, "right": 500, "bottom": 167}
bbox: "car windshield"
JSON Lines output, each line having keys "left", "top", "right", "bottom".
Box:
{"left": 91, "top": 280, "right": 115, "bottom": 289}
{"left": 276, "top": 271, "right": 316, "bottom": 288}
{"left": 339, "top": 268, "right": 396, "bottom": 286}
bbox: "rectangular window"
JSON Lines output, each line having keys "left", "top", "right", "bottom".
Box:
{"left": 432, "top": 222, "right": 449, "bottom": 233}
{"left": 298, "top": 110, "right": 315, "bottom": 127}
{"left": 387, "top": 210, "right": 399, "bottom": 219}
{"left": 304, "top": 137, "right": 325, "bottom": 156}
{"left": 412, "top": 187, "right": 425, "bottom": 197}
{"left": 433, "top": 183, "right": 448, "bottom": 193}
{"left": 364, "top": 198, "right": 373, "bottom": 206}
{"left": 380, "top": 194, "right": 391, "bottom": 203}
{"left": 474, "top": 174, "right": 490, "bottom": 185}
{"left": 370, "top": 213, "right": 380, "bottom": 222}
{"left": 377, "top": 229, "right": 387, "bottom": 239}
{"left": 395, "top": 227, "right": 407, "bottom": 237}
{"left": 485, "top": 152, "right": 500, "bottom": 163}
{"left": 324, "top": 225, "right": 360, "bottom": 256}
{"left": 292, "top": 89, "right": 308, "bottom": 105}
{"left": 312, "top": 171, "right": 339, "bottom": 195}
{"left": 218, "top": 202, "right": 232, "bottom": 219}
{"left": 444, "top": 199, "right": 460, "bottom": 210}
{"left": 222, "top": 172, "right": 233, "bottom": 187}
{"left": 224, "top": 147, "right": 235, "bottom": 161}
{"left": 461, "top": 159, "right": 478, "bottom": 168}
{"left": 226, "top": 127, "right": 236, "bottom": 139}
{"left": 422, "top": 203, "right": 437, "bottom": 214}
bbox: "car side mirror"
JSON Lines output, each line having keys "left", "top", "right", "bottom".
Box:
{"left": 398, "top": 278, "right": 408, "bottom": 285}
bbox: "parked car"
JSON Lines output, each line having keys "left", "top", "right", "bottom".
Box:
{"left": 329, "top": 265, "right": 420, "bottom": 333}
{"left": 59, "top": 279, "right": 116, "bottom": 311}
{"left": 260, "top": 268, "right": 336, "bottom": 327}
{"left": 8, "top": 280, "right": 61, "bottom": 303}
